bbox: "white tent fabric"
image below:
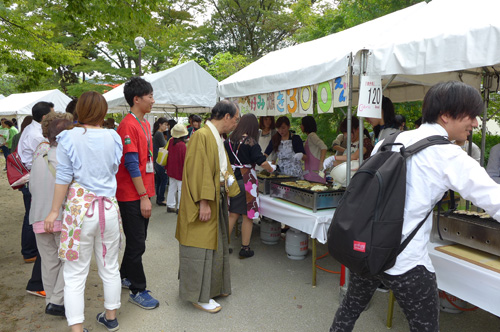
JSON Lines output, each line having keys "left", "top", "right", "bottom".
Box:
{"left": 0, "top": 89, "right": 70, "bottom": 116}
{"left": 104, "top": 60, "right": 218, "bottom": 113}
{"left": 218, "top": 0, "right": 500, "bottom": 103}
{"left": 0, "top": 94, "right": 5, "bottom": 100}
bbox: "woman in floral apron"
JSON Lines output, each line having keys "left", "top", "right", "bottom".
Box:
{"left": 301, "top": 116, "right": 327, "bottom": 183}
{"left": 224, "top": 114, "right": 276, "bottom": 259}
{"left": 44, "top": 92, "right": 123, "bottom": 332}
{"left": 264, "top": 116, "right": 306, "bottom": 178}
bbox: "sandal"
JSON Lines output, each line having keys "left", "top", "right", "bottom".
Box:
{"left": 239, "top": 245, "right": 254, "bottom": 259}
{"left": 192, "top": 299, "right": 222, "bottom": 313}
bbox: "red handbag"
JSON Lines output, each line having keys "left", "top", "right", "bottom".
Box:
{"left": 6, "top": 148, "right": 30, "bottom": 189}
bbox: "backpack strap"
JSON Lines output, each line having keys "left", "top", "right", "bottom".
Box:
{"left": 403, "top": 135, "right": 450, "bottom": 157}
{"left": 397, "top": 208, "right": 433, "bottom": 256}
{"left": 379, "top": 131, "right": 402, "bottom": 152}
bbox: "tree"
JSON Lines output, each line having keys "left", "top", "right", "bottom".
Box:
{"left": 202, "top": 0, "right": 301, "bottom": 60}
{"left": 205, "top": 52, "right": 250, "bottom": 81}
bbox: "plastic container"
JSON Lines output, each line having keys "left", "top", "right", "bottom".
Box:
{"left": 260, "top": 218, "right": 281, "bottom": 245}
{"left": 438, "top": 290, "right": 467, "bottom": 314}
{"left": 285, "top": 228, "right": 308, "bottom": 260}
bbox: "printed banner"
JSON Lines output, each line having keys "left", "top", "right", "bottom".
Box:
{"left": 274, "top": 90, "right": 287, "bottom": 116}
{"left": 298, "top": 86, "right": 313, "bottom": 115}
{"left": 333, "top": 76, "right": 348, "bottom": 107}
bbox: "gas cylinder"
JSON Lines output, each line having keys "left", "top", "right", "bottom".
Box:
{"left": 285, "top": 228, "right": 308, "bottom": 260}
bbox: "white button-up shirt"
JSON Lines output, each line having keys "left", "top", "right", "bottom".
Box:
{"left": 373, "top": 123, "right": 500, "bottom": 275}
{"left": 18, "top": 121, "right": 46, "bottom": 170}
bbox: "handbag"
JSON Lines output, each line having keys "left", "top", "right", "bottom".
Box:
{"left": 6, "top": 148, "right": 30, "bottom": 189}
{"left": 156, "top": 138, "right": 172, "bottom": 167}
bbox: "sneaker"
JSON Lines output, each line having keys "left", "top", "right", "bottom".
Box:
{"left": 24, "top": 256, "right": 37, "bottom": 263}
{"left": 239, "top": 246, "right": 254, "bottom": 259}
{"left": 167, "top": 207, "right": 177, "bottom": 213}
{"left": 96, "top": 311, "right": 120, "bottom": 331}
{"left": 27, "top": 290, "right": 46, "bottom": 298}
{"left": 129, "top": 290, "right": 159, "bottom": 310}
{"left": 121, "top": 278, "right": 131, "bottom": 289}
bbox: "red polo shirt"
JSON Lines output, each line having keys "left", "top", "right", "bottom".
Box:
{"left": 116, "top": 113, "right": 155, "bottom": 201}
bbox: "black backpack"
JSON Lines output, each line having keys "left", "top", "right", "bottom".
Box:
{"left": 327, "top": 132, "right": 450, "bottom": 277}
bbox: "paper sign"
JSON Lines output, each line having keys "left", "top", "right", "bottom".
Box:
{"left": 286, "top": 88, "right": 299, "bottom": 114}
{"left": 299, "top": 86, "right": 313, "bottom": 115}
{"left": 255, "top": 94, "right": 267, "bottom": 116}
{"left": 266, "top": 92, "right": 275, "bottom": 115}
{"left": 357, "top": 75, "right": 382, "bottom": 118}
{"left": 274, "top": 91, "right": 286, "bottom": 115}
{"left": 333, "top": 76, "right": 348, "bottom": 107}
{"left": 237, "top": 96, "right": 251, "bottom": 114}
{"left": 317, "top": 80, "right": 334, "bottom": 114}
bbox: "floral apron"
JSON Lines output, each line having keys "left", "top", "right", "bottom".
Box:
{"left": 303, "top": 138, "right": 326, "bottom": 183}
{"left": 277, "top": 139, "right": 303, "bottom": 178}
{"left": 59, "top": 182, "right": 123, "bottom": 265}
{"left": 229, "top": 140, "right": 260, "bottom": 219}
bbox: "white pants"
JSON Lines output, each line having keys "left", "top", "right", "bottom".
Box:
{"left": 35, "top": 232, "right": 64, "bottom": 306}
{"left": 64, "top": 204, "right": 121, "bottom": 326}
{"left": 167, "top": 178, "right": 182, "bottom": 209}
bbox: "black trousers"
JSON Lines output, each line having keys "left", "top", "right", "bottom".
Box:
{"left": 21, "top": 185, "right": 38, "bottom": 259}
{"left": 26, "top": 255, "right": 43, "bottom": 291}
{"left": 119, "top": 200, "right": 150, "bottom": 294}
{"left": 330, "top": 265, "right": 439, "bottom": 332}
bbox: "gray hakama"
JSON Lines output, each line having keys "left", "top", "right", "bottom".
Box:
{"left": 179, "top": 191, "right": 231, "bottom": 303}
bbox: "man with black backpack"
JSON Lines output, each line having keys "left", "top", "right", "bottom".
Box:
{"left": 329, "top": 81, "right": 500, "bottom": 332}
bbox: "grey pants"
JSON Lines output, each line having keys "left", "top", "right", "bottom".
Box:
{"left": 330, "top": 265, "right": 439, "bottom": 332}
{"left": 35, "top": 232, "right": 65, "bottom": 305}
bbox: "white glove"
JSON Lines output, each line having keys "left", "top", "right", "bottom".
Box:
{"left": 318, "top": 170, "right": 325, "bottom": 178}
{"left": 227, "top": 174, "right": 235, "bottom": 187}
{"left": 293, "top": 152, "right": 304, "bottom": 161}
{"left": 323, "top": 155, "right": 336, "bottom": 170}
{"left": 269, "top": 164, "right": 277, "bottom": 172}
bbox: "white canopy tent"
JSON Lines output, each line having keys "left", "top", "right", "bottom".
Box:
{"left": 219, "top": 0, "right": 500, "bottom": 163}
{"left": 0, "top": 89, "right": 70, "bottom": 124}
{"left": 0, "top": 94, "right": 5, "bottom": 100}
{"left": 104, "top": 60, "right": 218, "bottom": 115}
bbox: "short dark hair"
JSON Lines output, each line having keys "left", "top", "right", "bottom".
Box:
{"left": 192, "top": 115, "right": 202, "bottom": 123}
{"left": 210, "top": 100, "right": 238, "bottom": 120}
{"left": 167, "top": 119, "right": 177, "bottom": 129}
{"left": 340, "top": 117, "right": 359, "bottom": 133}
{"left": 382, "top": 96, "right": 396, "bottom": 127}
{"left": 422, "top": 81, "right": 483, "bottom": 124}
{"left": 66, "top": 98, "right": 78, "bottom": 121}
{"left": 32, "top": 101, "right": 54, "bottom": 122}
{"left": 3, "top": 120, "right": 14, "bottom": 127}
{"left": 123, "top": 77, "right": 153, "bottom": 107}
{"left": 301, "top": 115, "right": 317, "bottom": 133}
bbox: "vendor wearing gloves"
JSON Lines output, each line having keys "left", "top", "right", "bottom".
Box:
{"left": 264, "top": 116, "right": 305, "bottom": 178}
{"left": 323, "top": 117, "right": 373, "bottom": 171}
{"left": 301, "top": 116, "right": 327, "bottom": 183}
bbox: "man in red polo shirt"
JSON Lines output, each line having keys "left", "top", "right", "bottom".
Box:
{"left": 116, "top": 77, "right": 159, "bottom": 310}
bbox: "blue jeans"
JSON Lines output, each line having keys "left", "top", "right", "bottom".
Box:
{"left": 154, "top": 162, "right": 168, "bottom": 203}
{"left": 1, "top": 145, "right": 10, "bottom": 161}
{"left": 21, "top": 185, "right": 38, "bottom": 259}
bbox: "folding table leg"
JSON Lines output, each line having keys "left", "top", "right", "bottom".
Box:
{"left": 312, "top": 237, "right": 317, "bottom": 287}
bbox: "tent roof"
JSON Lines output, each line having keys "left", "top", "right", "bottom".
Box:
{"left": 219, "top": 0, "right": 500, "bottom": 102}
{"left": 0, "top": 94, "right": 5, "bottom": 100}
{"left": 0, "top": 89, "right": 71, "bottom": 116}
{"left": 104, "top": 60, "right": 218, "bottom": 113}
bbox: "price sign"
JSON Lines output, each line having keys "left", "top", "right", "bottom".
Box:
{"left": 357, "top": 75, "right": 382, "bottom": 118}
{"left": 286, "top": 88, "right": 299, "bottom": 114}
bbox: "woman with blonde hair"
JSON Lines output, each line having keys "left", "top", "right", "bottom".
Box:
{"left": 44, "top": 91, "right": 123, "bottom": 332}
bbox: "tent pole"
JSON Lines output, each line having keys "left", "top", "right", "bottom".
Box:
{"left": 481, "top": 73, "right": 492, "bottom": 167}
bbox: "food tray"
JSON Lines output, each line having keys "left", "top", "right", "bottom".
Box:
{"left": 269, "top": 182, "right": 344, "bottom": 212}
{"left": 257, "top": 175, "right": 297, "bottom": 194}
{"left": 432, "top": 211, "right": 500, "bottom": 256}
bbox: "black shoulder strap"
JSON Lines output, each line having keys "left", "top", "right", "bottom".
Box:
{"left": 397, "top": 209, "right": 432, "bottom": 256}
{"left": 403, "top": 135, "right": 450, "bottom": 157}
{"left": 379, "top": 131, "right": 402, "bottom": 152}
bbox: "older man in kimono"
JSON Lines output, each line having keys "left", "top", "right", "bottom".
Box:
{"left": 176, "top": 100, "right": 240, "bottom": 313}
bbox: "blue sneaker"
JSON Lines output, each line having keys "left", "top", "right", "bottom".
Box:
{"left": 96, "top": 311, "right": 119, "bottom": 331}
{"left": 129, "top": 290, "right": 159, "bottom": 310}
{"left": 121, "top": 278, "right": 131, "bottom": 289}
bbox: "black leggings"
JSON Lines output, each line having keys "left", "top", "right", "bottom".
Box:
{"left": 330, "top": 265, "right": 439, "bottom": 332}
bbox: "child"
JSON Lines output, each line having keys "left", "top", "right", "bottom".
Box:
{"left": 166, "top": 124, "right": 188, "bottom": 213}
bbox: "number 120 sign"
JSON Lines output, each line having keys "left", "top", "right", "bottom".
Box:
{"left": 357, "top": 75, "right": 382, "bottom": 119}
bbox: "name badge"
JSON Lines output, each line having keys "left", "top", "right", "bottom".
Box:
{"left": 146, "top": 159, "right": 154, "bottom": 173}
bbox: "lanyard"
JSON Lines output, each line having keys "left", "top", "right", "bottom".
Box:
{"left": 130, "top": 112, "right": 152, "bottom": 157}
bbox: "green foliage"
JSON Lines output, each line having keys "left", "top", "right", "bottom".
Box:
{"left": 65, "top": 82, "right": 114, "bottom": 98}
{"left": 204, "top": 0, "right": 301, "bottom": 60}
{"left": 472, "top": 133, "right": 500, "bottom": 166}
{"left": 205, "top": 52, "right": 250, "bottom": 81}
